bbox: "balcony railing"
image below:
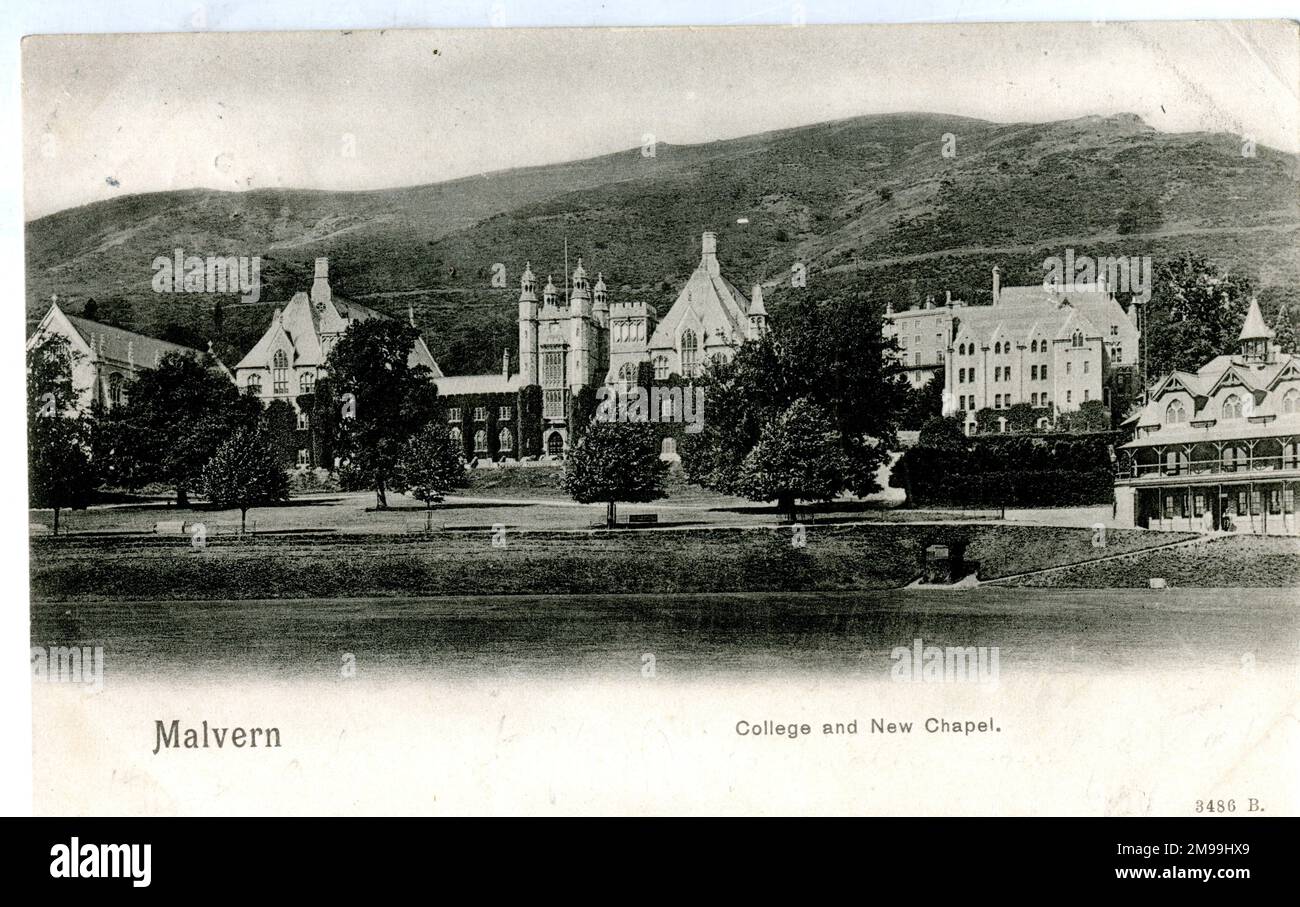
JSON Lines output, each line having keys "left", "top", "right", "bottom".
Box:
{"left": 1118, "top": 456, "right": 1300, "bottom": 480}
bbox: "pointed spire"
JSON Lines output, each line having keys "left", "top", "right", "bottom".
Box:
{"left": 1239, "top": 296, "right": 1274, "bottom": 341}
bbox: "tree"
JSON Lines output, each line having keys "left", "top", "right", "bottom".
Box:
{"left": 400, "top": 424, "right": 469, "bottom": 529}
{"left": 1274, "top": 303, "right": 1298, "bottom": 355}
{"left": 1142, "top": 253, "right": 1252, "bottom": 380}
{"left": 28, "top": 336, "right": 97, "bottom": 534}
{"left": 918, "top": 415, "right": 968, "bottom": 451}
{"left": 683, "top": 291, "right": 906, "bottom": 502}
{"left": 101, "top": 352, "right": 260, "bottom": 505}
{"left": 735, "top": 398, "right": 853, "bottom": 522}
{"left": 1058, "top": 399, "right": 1111, "bottom": 433}
{"left": 897, "top": 369, "right": 945, "bottom": 430}
{"left": 561, "top": 422, "right": 668, "bottom": 528}
{"left": 199, "top": 425, "right": 289, "bottom": 533}
{"left": 325, "top": 319, "right": 441, "bottom": 508}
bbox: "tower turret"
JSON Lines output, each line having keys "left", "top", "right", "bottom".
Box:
{"left": 1238, "top": 296, "right": 1274, "bottom": 362}
{"left": 518, "top": 261, "right": 540, "bottom": 385}
{"left": 543, "top": 275, "right": 558, "bottom": 308}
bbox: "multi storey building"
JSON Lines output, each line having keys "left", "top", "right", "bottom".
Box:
{"left": 1115, "top": 298, "right": 1300, "bottom": 535}
{"left": 925, "top": 267, "right": 1139, "bottom": 432}
{"left": 882, "top": 293, "right": 959, "bottom": 389}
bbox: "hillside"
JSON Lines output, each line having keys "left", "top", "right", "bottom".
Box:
{"left": 25, "top": 112, "right": 1300, "bottom": 375}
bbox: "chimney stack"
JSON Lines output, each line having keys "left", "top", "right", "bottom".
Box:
{"left": 992, "top": 266, "right": 1001, "bottom": 306}
{"left": 701, "top": 232, "right": 719, "bottom": 276}
{"left": 502, "top": 349, "right": 510, "bottom": 378}
{"left": 311, "top": 257, "right": 332, "bottom": 309}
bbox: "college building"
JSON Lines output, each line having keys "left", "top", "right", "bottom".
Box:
{"left": 883, "top": 267, "right": 1141, "bottom": 432}
{"left": 233, "top": 231, "right": 767, "bottom": 464}
{"left": 1115, "top": 298, "right": 1300, "bottom": 535}
{"left": 27, "top": 300, "right": 230, "bottom": 415}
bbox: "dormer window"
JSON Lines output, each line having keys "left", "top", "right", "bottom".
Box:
{"left": 1222, "top": 394, "right": 1244, "bottom": 420}
{"left": 1165, "top": 400, "right": 1187, "bottom": 424}
{"left": 272, "top": 350, "right": 289, "bottom": 393}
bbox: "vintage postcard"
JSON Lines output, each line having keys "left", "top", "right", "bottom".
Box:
{"left": 23, "top": 21, "right": 1299, "bottom": 817}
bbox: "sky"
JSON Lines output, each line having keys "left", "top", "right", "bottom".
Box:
{"left": 21, "top": 19, "right": 1300, "bottom": 219}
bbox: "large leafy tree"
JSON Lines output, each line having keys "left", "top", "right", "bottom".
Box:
{"left": 325, "top": 319, "right": 441, "bottom": 508}
{"left": 682, "top": 291, "right": 907, "bottom": 503}
{"left": 1141, "top": 253, "right": 1253, "bottom": 381}
{"left": 27, "top": 336, "right": 97, "bottom": 534}
{"left": 561, "top": 421, "right": 668, "bottom": 528}
{"left": 199, "top": 425, "right": 290, "bottom": 533}
{"left": 736, "top": 398, "right": 853, "bottom": 522}
{"left": 400, "top": 424, "right": 469, "bottom": 529}
{"left": 1274, "top": 303, "right": 1298, "bottom": 355}
{"left": 100, "top": 352, "right": 260, "bottom": 505}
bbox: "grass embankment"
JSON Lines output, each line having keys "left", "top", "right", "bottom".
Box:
{"left": 999, "top": 534, "right": 1300, "bottom": 588}
{"left": 29, "top": 522, "right": 1211, "bottom": 601}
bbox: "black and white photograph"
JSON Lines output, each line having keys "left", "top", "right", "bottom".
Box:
{"left": 13, "top": 10, "right": 1299, "bottom": 830}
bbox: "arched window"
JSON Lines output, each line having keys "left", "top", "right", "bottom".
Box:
{"left": 272, "top": 350, "right": 289, "bottom": 393}
{"left": 546, "top": 433, "right": 564, "bottom": 457}
{"left": 299, "top": 371, "right": 314, "bottom": 395}
{"left": 474, "top": 429, "right": 488, "bottom": 453}
{"left": 653, "top": 356, "right": 669, "bottom": 380}
{"left": 498, "top": 427, "right": 513, "bottom": 452}
{"left": 108, "top": 372, "right": 124, "bottom": 407}
{"left": 661, "top": 437, "right": 677, "bottom": 458}
{"left": 1283, "top": 388, "right": 1299, "bottom": 415}
{"left": 618, "top": 362, "right": 637, "bottom": 387}
{"left": 1030, "top": 339, "right": 1038, "bottom": 353}
{"left": 1222, "top": 394, "right": 1243, "bottom": 420}
{"left": 246, "top": 373, "right": 262, "bottom": 396}
{"left": 1072, "top": 331, "right": 1083, "bottom": 348}
{"left": 680, "top": 329, "right": 699, "bottom": 377}
{"left": 448, "top": 426, "right": 462, "bottom": 446}
{"left": 1165, "top": 400, "right": 1187, "bottom": 424}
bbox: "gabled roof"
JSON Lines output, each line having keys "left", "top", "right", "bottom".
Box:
{"left": 62, "top": 312, "right": 202, "bottom": 367}
{"left": 648, "top": 249, "right": 751, "bottom": 351}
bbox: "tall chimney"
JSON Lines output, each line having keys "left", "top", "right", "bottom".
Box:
{"left": 502, "top": 349, "right": 510, "bottom": 378}
{"left": 991, "top": 266, "right": 1001, "bottom": 306}
{"left": 311, "top": 257, "right": 332, "bottom": 309}
{"left": 701, "top": 232, "right": 719, "bottom": 276}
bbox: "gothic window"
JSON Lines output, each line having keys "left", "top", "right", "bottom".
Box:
{"left": 661, "top": 437, "right": 677, "bottom": 458}
{"left": 542, "top": 351, "right": 565, "bottom": 388}
{"left": 272, "top": 350, "right": 289, "bottom": 393}
{"left": 498, "top": 427, "right": 513, "bottom": 451}
{"left": 297, "top": 412, "right": 309, "bottom": 431}
{"left": 297, "top": 449, "right": 310, "bottom": 468}
{"left": 653, "top": 356, "right": 669, "bottom": 380}
{"left": 1030, "top": 340, "right": 1038, "bottom": 353}
{"left": 1222, "top": 394, "right": 1243, "bottom": 420}
{"left": 681, "top": 330, "right": 699, "bottom": 377}
{"left": 246, "top": 373, "right": 262, "bottom": 395}
{"left": 299, "top": 371, "right": 315, "bottom": 395}
{"left": 1166, "top": 400, "right": 1187, "bottom": 424}
{"left": 1283, "top": 388, "right": 1299, "bottom": 415}
{"left": 108, "top": 372, "right": 124, "bottom": 407}
{"left": 543, "top": 389, "right": 566, "bottom": 420}
{"left": 618, "top": 362, "right": 637, "bottom": 387}
{"left": 449, "top": 426, "right": 462, "bottom": 445}
{"left": 546, "top": 433, "right": 564, "bottom": 457}
{"left": 474, "top": 429, "right": 488, "bottom": 452}
{"left": 499, "top": 406, "right": 513, "bottom": 421}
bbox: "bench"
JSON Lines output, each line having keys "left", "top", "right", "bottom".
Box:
{"left": 627, "top": 513, "right": 658, "bottom": 525}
